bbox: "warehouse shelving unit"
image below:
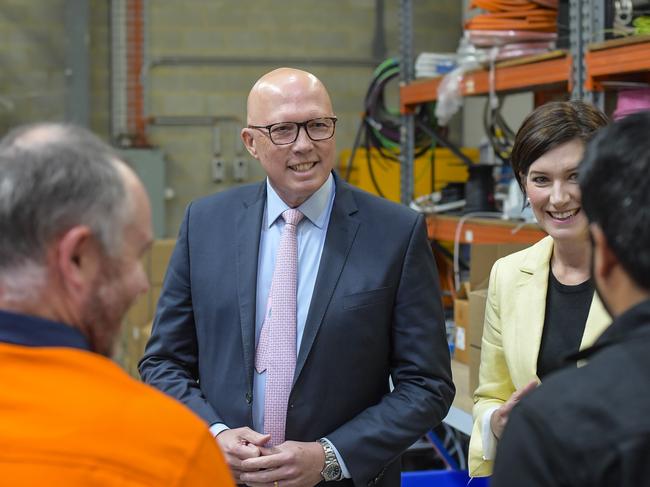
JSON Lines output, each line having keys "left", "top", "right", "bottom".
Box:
{"left": 400, "top": 50, "right": 571, "bottom": 113}
{"left": 426, "top": 215, "right": 545, "bottom": 245}
{"left": 398, "top": 1, "right": 650, "bottom": 204}
{"left": 400, "top": 33, "right": 650, "bottom": 114}
{"left": 398, "top": 1, "right": 650, "bottom": 248}
{"left": 398, "top": 0, "right": 650, "bottom": 435}
{"left": 585, "top": 34, "right": 650, "bottom": 91}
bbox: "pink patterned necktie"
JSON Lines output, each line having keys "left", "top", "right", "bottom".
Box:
{"left": 255, "top": 208, "right": 304, "bottom": 446}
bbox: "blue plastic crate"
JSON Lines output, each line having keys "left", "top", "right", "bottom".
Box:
{"left": 401, "top": 470, "right": 489, "bottom": 487}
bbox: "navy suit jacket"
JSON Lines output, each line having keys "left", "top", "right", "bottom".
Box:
{"left": 140, "top": 173, "right": 454, "bottom": 487}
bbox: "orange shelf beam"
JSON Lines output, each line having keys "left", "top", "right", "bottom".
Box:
{"left": 400, "top": 54, "right": 571, "bottom": 114}
{"left": 586, "top": 40, "right": 650, "bottom": 91}
{"left": 426, "top": 215, "right": 546, "bottom": 245}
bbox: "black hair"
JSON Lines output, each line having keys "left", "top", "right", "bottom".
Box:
{"left": 579, "top": 111, "right": 650, "bottom": 290}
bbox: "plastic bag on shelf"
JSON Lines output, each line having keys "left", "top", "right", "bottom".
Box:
{"left": 435, "top": 37, "right": 486, "bottom": 126}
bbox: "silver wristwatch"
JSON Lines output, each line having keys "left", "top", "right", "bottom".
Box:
{"left": 318, "top": 438, "right": 343, "bottom": 481}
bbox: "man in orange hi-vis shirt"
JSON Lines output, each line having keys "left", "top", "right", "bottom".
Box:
{"left": 0, "top": 123, "right": 234, "bottom": 487}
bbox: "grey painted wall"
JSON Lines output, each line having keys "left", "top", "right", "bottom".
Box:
{"left": 0, "top": 0, "right": 463, "bottom": 236}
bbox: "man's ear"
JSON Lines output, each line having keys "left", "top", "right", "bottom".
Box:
{"left": 54, "top": 225, "right": 100, "bottom": 295}
{"left": 241, "top": 128, "right": 259, "bottom": 159}
{"left": 590, "top": 223, "right": 618, "bottom": 283}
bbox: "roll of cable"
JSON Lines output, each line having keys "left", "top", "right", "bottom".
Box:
{"left": 483, "top": 96, "right": 515, "bottom": 164}
{"left": 365, "top": 59, "right": 401, "bottom": 160}
{"left": 364, "top": 58, "right": 437, "bottom": 161}
{"left": 358, "top": 58, "right": 439, "bottom": 196}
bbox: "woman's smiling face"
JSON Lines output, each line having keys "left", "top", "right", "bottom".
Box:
{"left": 524, "top": 138, "right": 589, "bottom": 243}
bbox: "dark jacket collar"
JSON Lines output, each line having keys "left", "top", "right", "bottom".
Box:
{"left": 0, "top": 309, "right": 91, "bottom": 350}
{"left": 571, "top": 299, "right": 650, "bottom": 361}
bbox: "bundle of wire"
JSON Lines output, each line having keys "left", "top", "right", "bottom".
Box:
{"left": 346, "top": 58, "right": 438, "bottom": 197}
{"left": 483, "top": 95, "right": 516, "bottom": 164}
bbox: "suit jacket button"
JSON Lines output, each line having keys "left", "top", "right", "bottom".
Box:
{"left": 245, "top": 392, "right": 253, "bottom": 404}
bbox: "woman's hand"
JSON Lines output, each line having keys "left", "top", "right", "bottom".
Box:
{"left": 490, "top": 380, "right": 538, "bottom": 439}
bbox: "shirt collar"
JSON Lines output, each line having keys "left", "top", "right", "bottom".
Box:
{"left": 265, "top": 173, "right": 335, "bottom": 229}
{"left": 0, "top": 309, "right": 91, "bottom": 350}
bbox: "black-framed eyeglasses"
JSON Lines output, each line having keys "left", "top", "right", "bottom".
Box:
{"left": 248, "top": 117, "right": 337, "bottom": 145}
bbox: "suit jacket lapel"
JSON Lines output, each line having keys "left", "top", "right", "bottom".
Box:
{"left": 515, "top": 236, "right": 553, "bottom": 382}
{"left": 236, "top": 182, "right": 266, "bottom": 390}
{"left": 294, "top": 179, "right": 359, "bottom": 385}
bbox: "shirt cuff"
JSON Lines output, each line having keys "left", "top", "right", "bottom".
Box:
{"left": 481, "top": 407, "right": 500, "bottom": 460}
{"left": 209, "top": 423, "right": 229, "bottom": 438}
{"left": 322, "top": 437, "right": 351, "bottom": 479}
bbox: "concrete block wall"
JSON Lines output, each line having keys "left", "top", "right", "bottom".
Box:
{"left": 90, "top": 0, "right": 111, "bottom": 138}
{"left": 0, "top": 0, "right": 111, "bottom": 138}
{"left": 0, "top": 1, "right": 67, "bottom": 132}
{"left": 0, "top": 0, "right": 462, "bottom": 236}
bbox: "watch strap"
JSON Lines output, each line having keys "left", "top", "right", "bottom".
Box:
{"left": 318, "top": 438, "right": 342, "bottom": 481}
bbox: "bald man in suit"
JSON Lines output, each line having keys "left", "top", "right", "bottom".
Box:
{"left": 140, "top": 68, "right": 454, "bottom": 487}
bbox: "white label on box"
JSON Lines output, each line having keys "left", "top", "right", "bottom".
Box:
{"left": 465, "top": 229, "right": 474, "bottom": 242}
{"left": 456, "top": 326, "right": 466, "bottom": 351}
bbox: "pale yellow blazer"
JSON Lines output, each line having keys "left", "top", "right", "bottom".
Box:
{"left": 468, "top": 236, "right": 611, "bottom": 477}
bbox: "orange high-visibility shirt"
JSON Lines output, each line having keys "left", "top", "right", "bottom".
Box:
{"left": 0, "top": 311, "right": 234, "bottom": 486}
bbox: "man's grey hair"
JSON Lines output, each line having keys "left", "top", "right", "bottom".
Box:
{"left": 0, "top": 123, "right": 132, "bottom": 299}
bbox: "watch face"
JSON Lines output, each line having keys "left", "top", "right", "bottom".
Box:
{"left": 323, "top": 463, "right": 341, "bottom": 481}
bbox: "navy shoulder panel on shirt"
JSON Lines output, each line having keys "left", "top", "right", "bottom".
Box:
{"left": 516, "top": 333, "right": 650, "bottom": 454}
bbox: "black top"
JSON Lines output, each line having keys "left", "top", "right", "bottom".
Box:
{"left": 536, "top": 271, "right": 593, "bottom": 380}
{"left": 492, "top": 299, "right": 650, "bottom": 487}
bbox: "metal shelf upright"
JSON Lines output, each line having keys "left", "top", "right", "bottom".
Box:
{"left": 399, "top": 0, "right": 415, "bottom": 206}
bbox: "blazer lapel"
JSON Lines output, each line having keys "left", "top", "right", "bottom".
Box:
{"left": 514, "top": 236, "right": 553, "bottom": 383}
{"left": 294, "top": 179, "right": 359, "bottom": 385}
{"left": 580, "top": 292, "right": 611, "bottom": 349}
{"left": 236, "top": 182, "right": 266, "bottom": 390}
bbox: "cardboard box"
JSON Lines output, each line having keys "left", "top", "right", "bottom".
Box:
{"left": 468, "top": 243, "right": 529, "bottom": 290}
{"left": 120, "top": 320, "right": 154, "bottom": 378}
{"left": 454, "top": 243, "right": 529, "bottom": 395}
{"left": 462, "top": 243, "right": 529, "bottom": 347}
{"left": 149, "top": 239, "right": 176, "bottom": 285}
{"left": 453, "top": 294, "right": 470, "bottom": 364}
{"left": 125, "top": 239, "right": 175, "bottom": 326}
{"left": 469, "top": 345, "right": 482, "bottom": 396}
{"left": 469, "top": 288, "right": 489, "bottom": 349}
{"left": 125, "top": 292, "right": 150, "bottom": 329}
{"left": 118, "top": 239, "right": 176, "bottom": 377}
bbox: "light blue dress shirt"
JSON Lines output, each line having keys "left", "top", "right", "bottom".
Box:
{"left": 252, "top": 174, "right": 335, "bottom": 432}
{"left": 210, "top": 174, "right": 350, "bottom": 478}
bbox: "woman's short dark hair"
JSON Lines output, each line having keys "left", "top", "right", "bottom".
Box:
{"left": 511, "top": 100, "right": 608, "bottom": 196}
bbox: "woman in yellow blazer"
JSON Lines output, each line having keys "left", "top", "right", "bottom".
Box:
{"left": 468, "top": 101, "right": 611, "bottom": 477}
